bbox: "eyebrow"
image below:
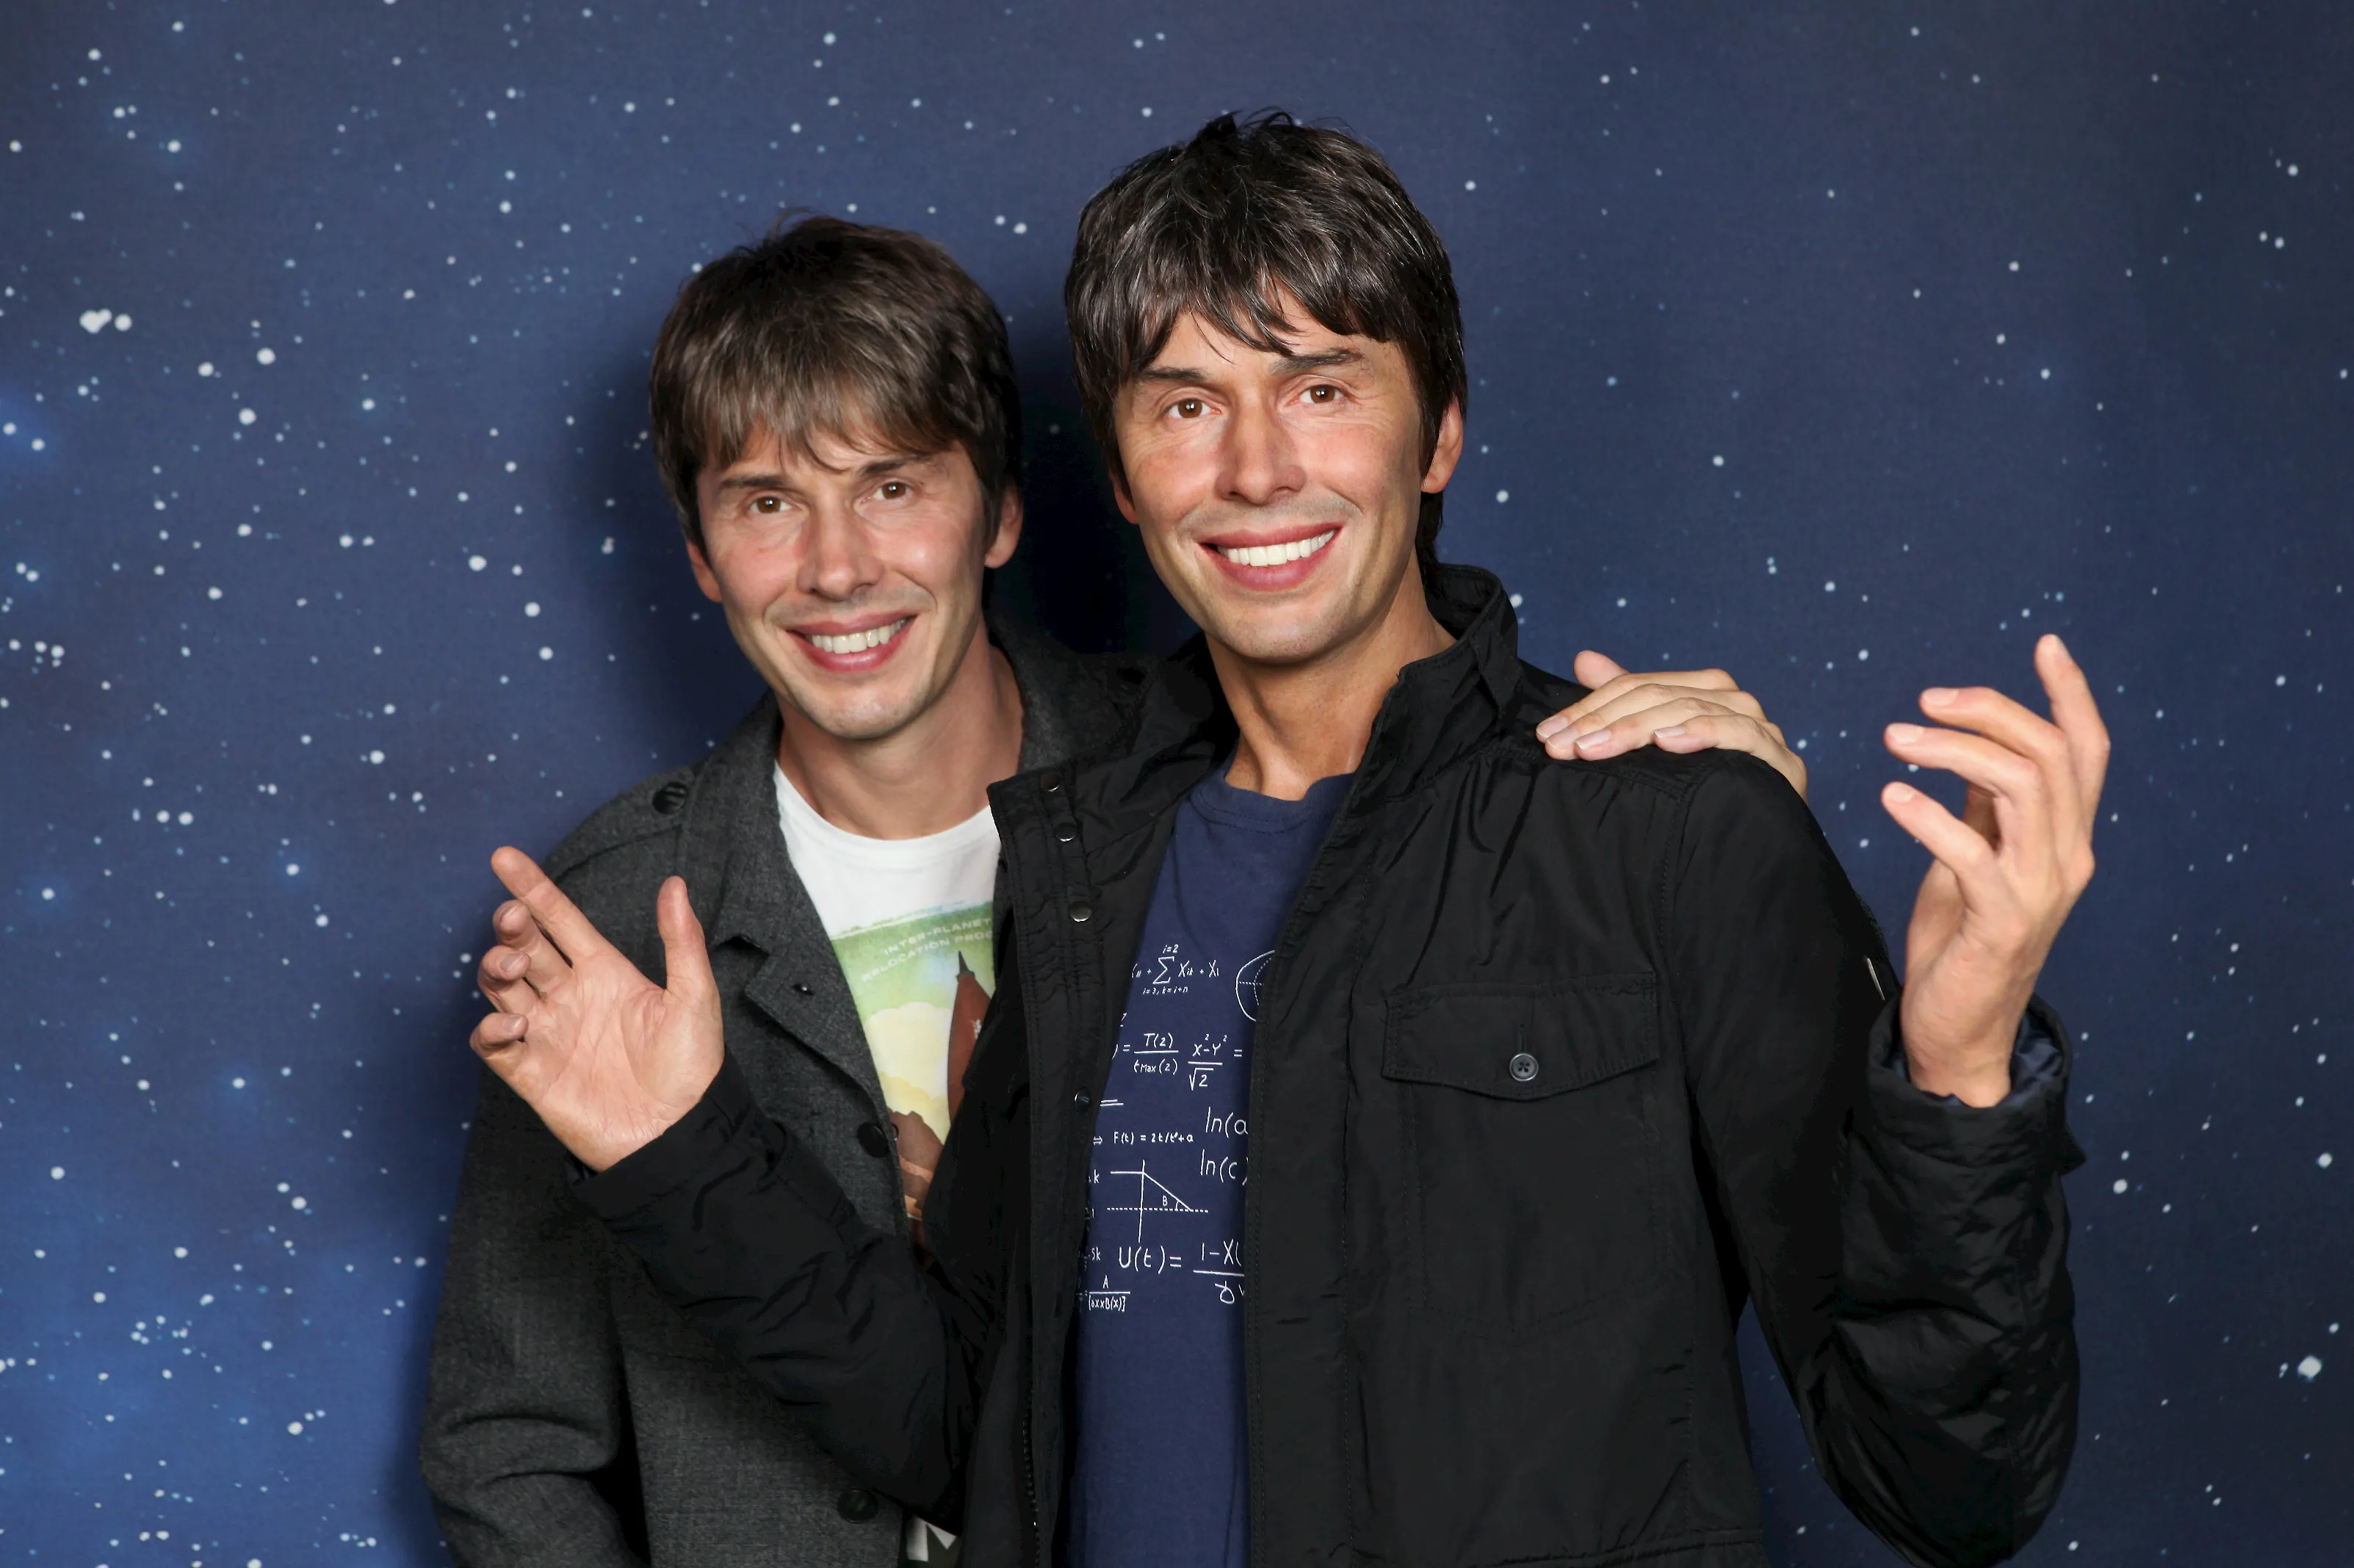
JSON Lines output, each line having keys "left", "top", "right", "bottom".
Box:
{"left": 1136, "top": 345, "right": 1365, "bottom": 386}
{"left": 710, "top": 453, "right": 925, "bottom": 494}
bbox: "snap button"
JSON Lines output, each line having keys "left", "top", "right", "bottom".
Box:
{"left": 1069, "top": 899, "right": 1093, "bottom": 924}
{"left": 1041, "top": 771, "right": 1063, "bottom": 794}
{"left": 1509, "top": 1051, "right": 1540, "bottom": 1084}
{"left": 1073, "top": 1090, "right": 1092, "bottom": 1109}
{"left": 650, "top": 779, "right": 690, "bottom": 814}
{"left": 1055, "top": 824, "right": 1076, "bottom": 843}
{"left": 791, "top": 980, "right": 814, "bottom": 997}
{"left": 837, "top": 1484, "right": 879, "bottom": 1522}
{"left": 856, "top": 1121, "right": 890, "bottom": 1159}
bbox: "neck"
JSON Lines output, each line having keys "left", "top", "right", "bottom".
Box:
{"left": 1213, "top": 566, "right": 1454, "bottom": 801}
{"left": 774, "top": 621, "right": 1026, "bottom": 839}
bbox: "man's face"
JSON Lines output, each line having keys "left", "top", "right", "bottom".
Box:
{"left": 1109, "top": 300, "right": 1461, "bottom": 668}
{"left": 687, "top": 424, "right": 1019, "bottom": 741}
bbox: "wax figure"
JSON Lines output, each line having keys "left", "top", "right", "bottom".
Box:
{"left": 464, "top": 116, "right": 2106, "bottom": 1568}
{"left": 421, "top": 214, "right": 1805, "bottom": 1567}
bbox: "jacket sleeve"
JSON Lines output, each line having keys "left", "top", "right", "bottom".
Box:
{"left": 419, "top": 1069, "right": 647, "bottom": 1568}
{"left": 1668, "top": 759, "right": 2081, "bottom": 1568}
{"left": 570, "top": 967, "right": 1022, "bottom": 1520}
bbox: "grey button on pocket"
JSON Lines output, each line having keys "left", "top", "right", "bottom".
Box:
{"left": 1509, "top": 1050, "right": 1540, "bottom": 1083}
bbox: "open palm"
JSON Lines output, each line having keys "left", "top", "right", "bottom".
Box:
{"left": 469, "top": 847, "right": 725, "bottom": 1171}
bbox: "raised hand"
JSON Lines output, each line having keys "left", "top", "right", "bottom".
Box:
{"left": 1537, "top": 651, "right": 1809, "bottom": 801}
{"left": 1882, "top": 635, "right": 2108, "bottom": 1107}
{"left": 469, "top": 847, "right": 725, "bottom": 1171}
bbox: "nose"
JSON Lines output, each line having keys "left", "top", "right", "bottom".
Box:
{"left": 1218, "top": 395, "right": 1306, "bottom": 510}
{"left": 796, "top": 493, "right": 884, "bottom": 601}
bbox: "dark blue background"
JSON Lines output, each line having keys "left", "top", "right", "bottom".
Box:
{"left": 4, "top": 2, "right": 2347, "bottom": 1562}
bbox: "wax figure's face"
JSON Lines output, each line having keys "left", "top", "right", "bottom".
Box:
{"left": 687, "top": 424, "right": 1019, "bottom": 740}
{"left": 1109, "top": 300, "right": 1462, "bottom": 668}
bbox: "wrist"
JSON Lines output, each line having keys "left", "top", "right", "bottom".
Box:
{"left": 1903, "top": 1033, "right": 2016, "bottom": 1108}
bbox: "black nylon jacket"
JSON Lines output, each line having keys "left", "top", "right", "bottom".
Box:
{"left": 580, "top": 566, "right": 2082, "bottom": 1568}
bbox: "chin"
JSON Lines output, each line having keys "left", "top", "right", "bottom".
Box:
{"left": 768, "top": 662, "right": 934, "bottom": 742}
{"left": 795, "top": 691, "right": 932, "bottom": 742}
{"left": 1195, "top": 604, "right": 1340, "bottom": 667}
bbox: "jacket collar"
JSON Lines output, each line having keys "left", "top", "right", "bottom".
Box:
{"left": 1084, "top": 563, "right": 1525, "bottom": 830}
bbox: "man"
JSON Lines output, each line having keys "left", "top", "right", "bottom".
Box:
{"left": 422, "top": 212, "right": 1805, "bottom": 1567}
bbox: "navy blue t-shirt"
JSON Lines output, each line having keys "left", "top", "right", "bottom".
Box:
{"left": 1063, "top": 767, "right": 1350, "bottom": 1568}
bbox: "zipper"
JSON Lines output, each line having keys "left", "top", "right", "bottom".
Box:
{"left": 1022, "top": 1391, "right": 1041, "bottom": 1567}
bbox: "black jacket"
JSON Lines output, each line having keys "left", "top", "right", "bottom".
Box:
{"left": 581, "top": 566, "right": 2083, "bottom": 1568}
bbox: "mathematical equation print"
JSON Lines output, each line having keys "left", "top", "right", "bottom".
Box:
{"left": 1086, "top": 937, "right": 1266, "bottom": 1311}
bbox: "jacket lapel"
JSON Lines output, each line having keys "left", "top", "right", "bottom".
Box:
{"left": 676, "top": 697, "right": 886, "bottom": 1113}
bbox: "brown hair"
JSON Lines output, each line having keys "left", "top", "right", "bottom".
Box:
{"left": 649, "top": 214, "right": 1021, "bottom": 546}
{"left": 1064, "top": 112, "right": 1467, "bottom": 579}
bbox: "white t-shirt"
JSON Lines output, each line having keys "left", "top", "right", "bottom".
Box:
{"left": 773, "top": 764, "right": 994, "bottom": 1564}
{"left": 772, "top": 764, "right": 999, "bottom": 1148}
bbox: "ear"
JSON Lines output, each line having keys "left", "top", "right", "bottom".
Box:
{"left": 1420, "top": 397, "right": 1466, "bottom": 494}
{"left": 684, "top": 535, "right": 725, "bottom": 604}
{"left": 984, "top": 484, "right": 1024, "bottom": 569}
{"left": 1108, "top": 465, "right": 1139, "bottom": 527}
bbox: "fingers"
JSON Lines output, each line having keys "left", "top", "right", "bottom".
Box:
{"left": 1539, "top": 682, "right": 1763, "bottom": 750}
{"left": 1653, "top": 712, "right": 1809, "bottom": 801}
{"left": 1540, "top": 660, "right": 1757, "bottom": 743}
{"left": 1880, "top": 780, "right": 2007, "bottom": 902}
{"left": 1570, "top": 649, "right": 1629, "bottom": 693}
{"left": 469, "top": 1008, "right": 529, "bottom": 1066}
{"left": 2035, "top": 634, "right": 2111, "bottom": 815}
{"left": 1882, "top": 720, "right": 2054, "bottom": 868}
{"left": 1913, "top": 685, "right": 2082, "bottom": 846}
{"left": 477, "top": 898, "right": 571, "bottom": 1006}
{"left": 489, "top": 846, "right": 617, "bottom": 965}
{"left": 655, "top": 875, "right": 718, "bottom": 1008}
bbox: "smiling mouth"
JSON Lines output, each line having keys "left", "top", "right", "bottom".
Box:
{"left": 1214, "top": 529, "right": 1337, "bottom": 568}
{"left": 801, "top": 618, "right": 910, "bottom": 655}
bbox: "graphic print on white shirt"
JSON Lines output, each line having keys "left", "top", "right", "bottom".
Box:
{"left": 772, "top": 765, "right": 997, "bottom": 1154}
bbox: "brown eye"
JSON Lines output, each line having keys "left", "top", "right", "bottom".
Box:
{"left": 1174, "top": 397, "right": 1205, "bottom": 419}
{"left": 879, "top": 480, "right": 910, "bottom": 500}
{"left": 1307, "top": 384, "right": 1338, "bottom": 403}
{"left": 752, "top": 495, "right": 783, "bottom": 513}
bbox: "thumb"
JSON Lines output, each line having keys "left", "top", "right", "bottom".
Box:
{"left": 655, "top": 876, "right": 718, "bottom": 1007}
{"left": 1573, "top": 649, "right": 1628, "bottom": 690}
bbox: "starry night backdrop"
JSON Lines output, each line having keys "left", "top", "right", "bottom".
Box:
{"left": 3, "top": 1, "right": 2348, "bottom": 1562}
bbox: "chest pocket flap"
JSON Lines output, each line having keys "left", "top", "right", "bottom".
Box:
{"left": 1382, "top": 974, "right": 1658, "bottom": 1100}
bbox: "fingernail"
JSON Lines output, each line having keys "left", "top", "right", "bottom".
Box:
{"left": 1888, "top": 722, "right": 1924, "bottom": 743}
{"left": 1887, "top": 781, "right": 1917, "bottom": 803}
{"left": 1922, "top": 687, "right": 1957, "bottom": 707}
{"left": 1535, "top": 715, "right": 1567, "bottom": 740}
{"left": 1573, "top": 729, "right": 1611, "bottom": 752}
{"left": 1655, "top": 724, "right": 1687, "bottom": 740}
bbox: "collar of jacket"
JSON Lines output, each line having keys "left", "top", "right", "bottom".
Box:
{"left": 660, "top": 610, "right": 1128, "bottom": 1094}
{"left": 1079, "top": 562, "right": 1525, "bottom": 832}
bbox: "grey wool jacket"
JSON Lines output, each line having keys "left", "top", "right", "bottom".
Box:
{"left": 420, "top": 617, "right": 1146, "bottom": 1567}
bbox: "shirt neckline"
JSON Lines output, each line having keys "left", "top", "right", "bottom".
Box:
{"left": 771, "top": 762, "right": 998, "bottom": 863}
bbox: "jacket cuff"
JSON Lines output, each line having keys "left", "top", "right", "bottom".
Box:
{"left": 1866, "top": 995, "right": 2084, "bottom": 1172}
{"left": 573, "top": 1053, "right": 760, "bottom": 1221}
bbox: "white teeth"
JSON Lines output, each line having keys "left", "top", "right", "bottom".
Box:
{"left": 1218, "top": 529, "right": 1337, "bottom": 568}
{"left": 807, "top": 618, "right": 909, "bottom": 655}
